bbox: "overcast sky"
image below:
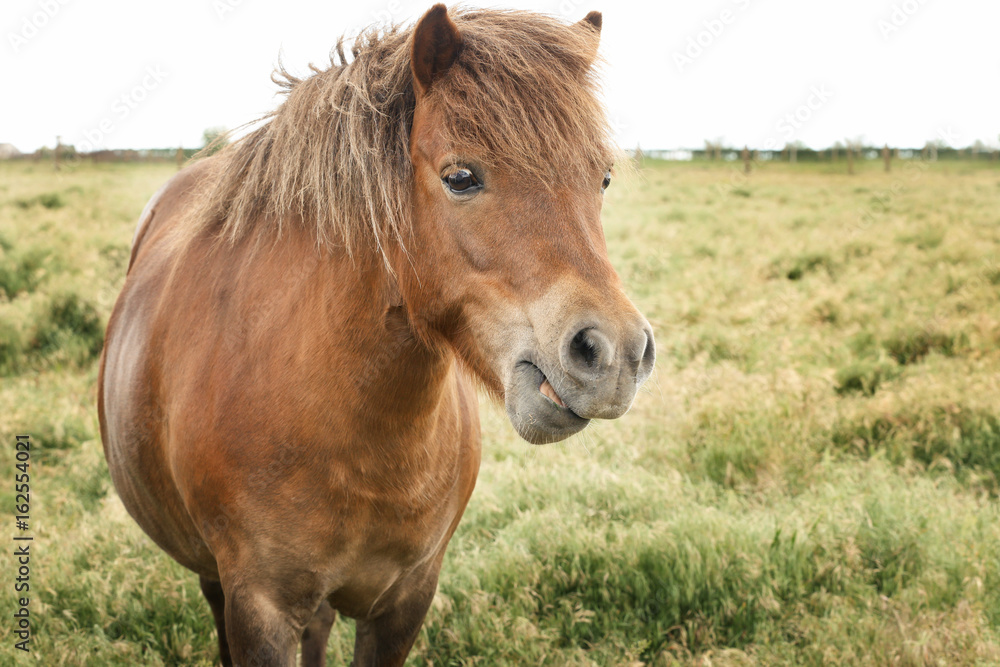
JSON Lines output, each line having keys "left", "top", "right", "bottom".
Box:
{"left": 2, "top": 0, "right": 998, "bottom": 152}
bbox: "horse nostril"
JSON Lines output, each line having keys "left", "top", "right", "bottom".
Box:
{"left": 639, "top": 328, "right": 656, "bottom": 376}
{"left": 560, "top": 320, "right": 653, "bottom": 389}
{"left": 570, "top": 329, "right": 599, "bottom": 369}
{"left": 562, "top": 326, "right": 614, "bottom": 379}
{"left": 621, "top": 323, "right": 655, "bottom": 380}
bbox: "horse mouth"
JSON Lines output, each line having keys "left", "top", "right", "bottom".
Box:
{"left": 524, "top": 361, "right": 579, "bottom": 413}
{"left": 505, "top": 361, "right": 589, "bottom": 444}
{"left": 539, "top": 377, "right": 566, "bottom": 408}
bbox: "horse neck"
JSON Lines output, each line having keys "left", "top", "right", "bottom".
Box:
{"left": 310, "top": 241, "right": 456, "bottom": 438}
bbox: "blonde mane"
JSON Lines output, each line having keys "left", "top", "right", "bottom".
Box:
{"left": 194, "top": 7, "right": 615, "bottom": 259}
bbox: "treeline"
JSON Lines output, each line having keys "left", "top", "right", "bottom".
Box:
{"left": 13, "top": 146, "right": 200, "bottom": 164}
{"left": 9, "top": 142, "right": 1000, "bottom": 168}
{"left": 646, "top": 142, "right": 1000, "bottom": 163}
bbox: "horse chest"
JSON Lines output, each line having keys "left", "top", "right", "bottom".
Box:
{"left": 300, "top": 439, "right": 476, "bottom": 618}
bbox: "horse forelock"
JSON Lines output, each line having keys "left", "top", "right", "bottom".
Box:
{"left": 192, "top": 7, "right": 618, "bottom": 263}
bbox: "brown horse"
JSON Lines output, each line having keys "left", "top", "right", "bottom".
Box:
{"left": 98, "top": 5, "right": 654, "bottom": 665}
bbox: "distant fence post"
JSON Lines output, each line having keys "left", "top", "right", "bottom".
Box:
{"left": 883, "top": 144, "right": 891, "bottom": 173}
{"left": 847, "top": 146, "right": 855, "bottom": 175}
{"left": 54, "top": 135, "right": 62, "bottom": 171}
{"left": 742, "top": 145, "right": 750, "bottom": 174}
{"left": 176, "top": 147, "right": 185, "bottom": 170}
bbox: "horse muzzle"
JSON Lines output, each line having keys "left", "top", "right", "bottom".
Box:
{"left": 504, "top": 314, "right": 655, "bottom": 444}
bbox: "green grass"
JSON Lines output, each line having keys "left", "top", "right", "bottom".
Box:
{"left": 2, "top": 158, "right": 1000, "bottom": 664}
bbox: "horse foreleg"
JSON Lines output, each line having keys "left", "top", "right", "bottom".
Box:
{"left": 351, "top": 577, "right": 438, "bottom": 667}
{"left": 300, "top": 600, "right": 336, "bottom": 667}
{"left": 222, "top": 585, "right": 302, "bottom": 667}
{"left": 199, "top": 576, "right": 233, "bottom": 667}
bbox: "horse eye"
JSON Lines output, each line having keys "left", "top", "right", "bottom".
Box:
{"left": 444, "top": 169, "right": 480, "bottom": 194}
{"left": 602, "top": 171, "right": 612, "bottom": 191}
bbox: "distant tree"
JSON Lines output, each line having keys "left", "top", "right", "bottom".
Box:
{"left": 201, "top": 127, "right": 230, "bottom": 155}
{"left": 845, "top": 137, "right": 865, "bottom": 174}
{"left": 845, "top": 139, "right": 856, "bottom": 175}
{"left": 924, "top": 139, "right": 943, "bottom": 162}
{"left": 786, "top": 140, "right": 805, "bottom": 164}
{"left": 703, "top": 137, "right": 724, "bottom": 160}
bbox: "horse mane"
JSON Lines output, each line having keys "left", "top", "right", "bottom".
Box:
{"left": 193, "top": 7, "right": 615, "bottom": 261}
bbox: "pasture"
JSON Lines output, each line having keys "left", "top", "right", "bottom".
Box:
{"left": 2, "top": 157, "right": 1000, "bottom": 665}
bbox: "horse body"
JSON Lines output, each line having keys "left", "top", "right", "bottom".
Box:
{"left": 101, "top": 153, "right": 480, "bottom": 626}
{"left": 100, "top": 5, "right": 653, "bottom": 665}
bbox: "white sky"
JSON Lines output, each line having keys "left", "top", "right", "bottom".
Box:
{"left": 2, "top": 0, "right": 998, "bottom": 152}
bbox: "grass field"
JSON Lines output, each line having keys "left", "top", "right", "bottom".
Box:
{"left": 2, "top": 156, "right": 1000, "bottom": 665}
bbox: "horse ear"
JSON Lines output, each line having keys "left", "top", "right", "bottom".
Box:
{"left": 411, "top": 4, "right": 463, "bottom": 95}
{"left": 576, "top": 11, "right": 602, "bottom": 63}
{"left": 579, "top": 10, "right": 602, "bottom": 34}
